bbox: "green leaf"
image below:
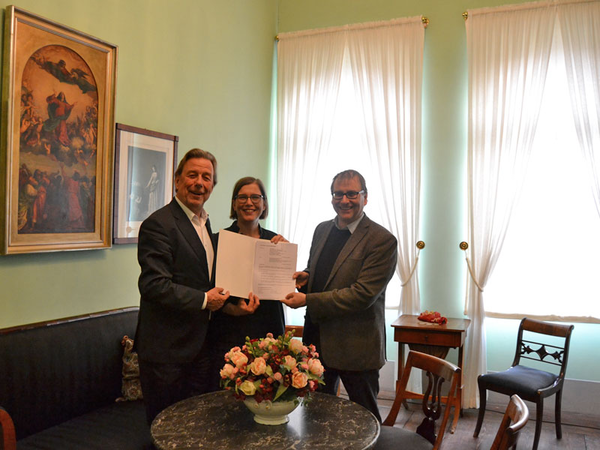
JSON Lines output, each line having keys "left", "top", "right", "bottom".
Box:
{"left": 273, "top": 384, "right": 288, "bottom": 401}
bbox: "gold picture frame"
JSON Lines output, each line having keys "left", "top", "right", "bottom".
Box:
{"left": 0, "top": 6, "right": 118, "bottom": 254}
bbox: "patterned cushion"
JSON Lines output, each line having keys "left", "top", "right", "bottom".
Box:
{"left": 116, "top": 335, "right": 143, "bottom": 402}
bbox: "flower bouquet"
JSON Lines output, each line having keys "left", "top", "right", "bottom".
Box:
{"left": 220, "top": 331, "right": 325, "bottom": 424}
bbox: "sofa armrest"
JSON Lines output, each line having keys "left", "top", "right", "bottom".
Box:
{"left": 0, "top": 406, "right": 16, "bottom": 450}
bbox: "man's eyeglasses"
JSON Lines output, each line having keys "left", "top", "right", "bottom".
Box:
{"left": 331, "top": 190, "right": 365, "bottom": 200}
{"left": 235, "top": 194, "right": 264, "bottom": 203}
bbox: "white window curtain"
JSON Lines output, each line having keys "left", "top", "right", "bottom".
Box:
{"left": 276, "top": 18, "right": 424, "bottom": 319}
{"left": 464, "top": 3, "right": 556, "bottom": 409}
{"left": 484, "top": 1, "right": 600, "bottom": 322}
{"left": 558, "top": 1, "right": 600, "bottom": 217}
{"left": 276, "top": 31, "right": 346, "bottom": 249}
{"left": 346, "top": 19, "right": 424, "bottom": 313}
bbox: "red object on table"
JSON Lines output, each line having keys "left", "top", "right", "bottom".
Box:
{"left": 418, "top": 310, "right": 448, "bottom": 325}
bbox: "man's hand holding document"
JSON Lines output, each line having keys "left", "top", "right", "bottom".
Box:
{"left": 215, "top": 230, "right": 298, "bottom": 299}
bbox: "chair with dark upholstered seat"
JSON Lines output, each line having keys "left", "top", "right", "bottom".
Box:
{"left": 490, "top": 394, "right": 529, "bottom": 450}
{"left": 0, "top": 406, "right": 16, "bottom": 450}
{"left": 376, "top": 350, "right": 460, "bottom": 450}
{"left": 474, "top": 318, "right": 573, "bottom": 450}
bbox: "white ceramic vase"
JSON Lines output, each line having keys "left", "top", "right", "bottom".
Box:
{"left": 243, "top": 397, "right": 301, "bottom": 425}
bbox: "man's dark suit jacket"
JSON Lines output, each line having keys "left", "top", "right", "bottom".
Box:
{"left": 304, "top": 214, "right": 397, "bottom": 371}
{"left": 135, "top": 198, "right": 213, "bottom": 364}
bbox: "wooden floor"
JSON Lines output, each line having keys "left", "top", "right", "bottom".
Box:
{"left": 375, "top": 397, "right": 600, "bottom": 450}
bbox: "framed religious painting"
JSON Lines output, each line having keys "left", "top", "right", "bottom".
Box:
{"left": 0, "top": 6, "right": 117, "bottom": 254}
{"left": 113, "top": 124, "right": 177, "bottom": 244}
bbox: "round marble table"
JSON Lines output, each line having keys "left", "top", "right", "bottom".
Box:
{"left": 151, "top": 390, "right": 380, "bottom": 449}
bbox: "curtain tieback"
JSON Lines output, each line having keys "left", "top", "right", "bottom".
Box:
{"left": 460, "top": 241, "right": 484, "bottom": 292}
{"left": 401, "top": 241, "right": 425, "bottom": 287}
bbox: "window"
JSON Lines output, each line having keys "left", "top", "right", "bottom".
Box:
{"left": 485, "top": 33, "right": 600, "bottom": 320}
{"left": 283, "top": 61, "right": 402, "bottom": 327}
{"left": 276, "top": 18, "right": 424, "bottom": 330}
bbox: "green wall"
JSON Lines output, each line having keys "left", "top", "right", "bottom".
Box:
{"left": 1, "top": 0, "right": 598, "bottom": 384}
{"left": 0, "top": 0, "right": 278, "bottom": 326}
{"left": 278, "top": 0, "right": 599, "bottom": 383}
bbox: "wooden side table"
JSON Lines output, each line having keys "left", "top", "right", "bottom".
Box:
{"left": 388, "top": 314, "right": 471, "bottom": 433}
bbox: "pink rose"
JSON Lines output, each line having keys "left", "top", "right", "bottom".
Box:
{"left": 308, "top": 358, "right": 324, "bottom": 376}
{"left": 291, "top": 371, "right": 308, "bottom": 389}
{"left": 283, "top": 355, "right": 297, "bottom": 370}
{"left": 273, "top": 372, "right": 283, "bottom": 382}
{"left": 225, "top": 346, "right": 241, "bottom": 360}
{"left": 259, "top": 337, "right": 277, "bottom": 349}
{"left": 250, "top": 357, "right": 267, "bottom": 375}
{"left": 230, "top": 351, "right": 248, "bottom": 368}
{"left": 220, "top": 364, "right": 236, "bottom": 380}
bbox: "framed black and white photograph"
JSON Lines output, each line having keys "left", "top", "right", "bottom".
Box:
{"left": 113, "top": 123, "right": 177, "bottom": 244}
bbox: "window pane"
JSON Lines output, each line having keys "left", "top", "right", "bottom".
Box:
{"left": 485, "top": 48, "right": 600, "bottom": 319}
{"left": 291, "top": 60, "right": 402, "bottom": 310}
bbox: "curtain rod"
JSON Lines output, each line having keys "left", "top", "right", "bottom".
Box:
{"left": 463, "top": 0, "right": 598, "bottom": 20}
{"left": 275, "top": 15, "right": 429, "bottom": 41}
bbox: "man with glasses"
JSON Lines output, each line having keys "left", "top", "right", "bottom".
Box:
{"left": 282, "top": 169, "right": 397, "bottom": 422}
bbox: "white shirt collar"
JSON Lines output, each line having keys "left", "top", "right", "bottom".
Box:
{"left": 334, "top": 213, "right": 364, "bottom": 234}
{"left": 175, "top": 196, "right": 208, "bottom": 222}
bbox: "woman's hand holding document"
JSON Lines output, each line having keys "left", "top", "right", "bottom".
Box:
{"left": 215, "top": 230, "right": 298, "bottom": 299}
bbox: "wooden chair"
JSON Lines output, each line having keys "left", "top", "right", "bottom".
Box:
{"left": 474, "top": 318, "right": 574, "bottom": 450}
{"left": 375, "top": 350, "right": 461, "bottom": 450}
{"left": 0, "top": 407, "right": 16, "bottom": 450}
{"left": 285, "top": 324, "right": 305, "bottom": 339}
{"left": 490, "top": 395, "right": 529, "bottom": 450}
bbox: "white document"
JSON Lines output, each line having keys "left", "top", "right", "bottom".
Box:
{"left": 215, "top": 230, "right": 298, "bottom": 300}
